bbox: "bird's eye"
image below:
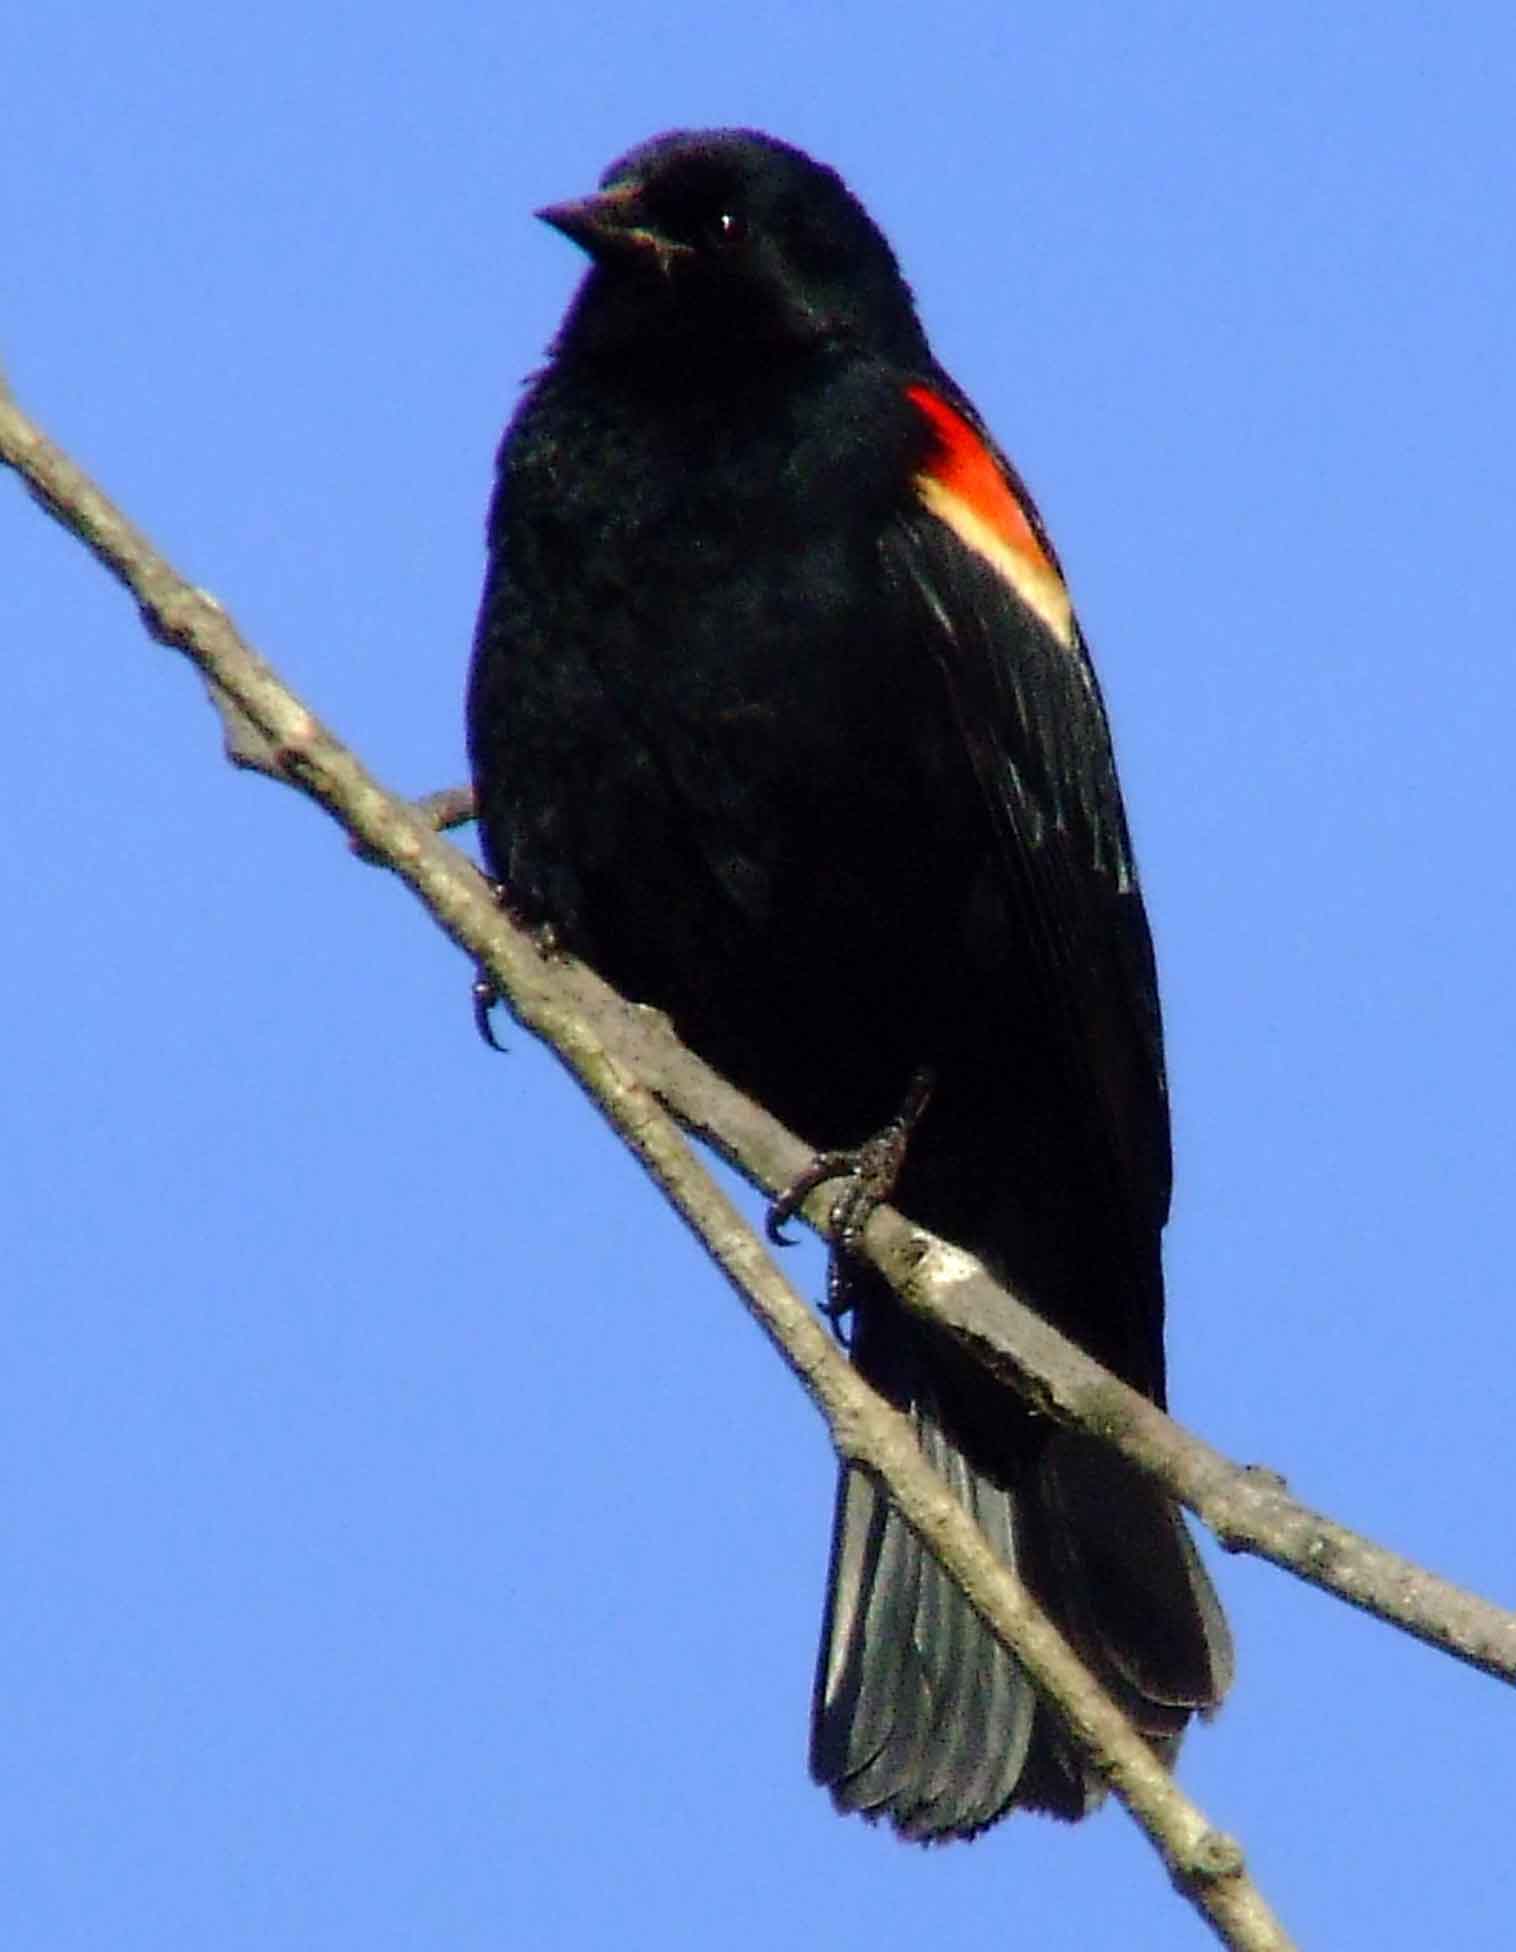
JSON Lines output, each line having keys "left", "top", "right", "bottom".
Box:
{"left": 640, "top": 166, "right": 746, "bottom": 254}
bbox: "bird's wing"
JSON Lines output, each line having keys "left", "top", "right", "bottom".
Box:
{"left": 884, "top": 379, "right": 1172, "bottom": 1311}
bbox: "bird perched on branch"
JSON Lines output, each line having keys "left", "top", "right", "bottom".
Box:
{"left": 467, "top": 128, "right": 1232, "bottom": 1840}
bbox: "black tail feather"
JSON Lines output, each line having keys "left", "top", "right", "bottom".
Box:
{"left": 809, "top": 1285, "right": 1232, "bottom": 1841}
{"left": 811, "top": 1450, "right": 1040, "bottom": 1839}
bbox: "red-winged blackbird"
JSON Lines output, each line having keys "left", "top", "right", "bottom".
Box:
{"left": 467, "top": 129, "right": 1232, "bottom": 1840}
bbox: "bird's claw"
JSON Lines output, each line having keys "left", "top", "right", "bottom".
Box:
{"left": 764, "top": 1066, "right": 936, "bottom": 1254}
{"left": 473, "top": 974, "right": 507, "bottom": 1051}
{"left": 766, "top": 1147, "right": 856, "bottom": 1246}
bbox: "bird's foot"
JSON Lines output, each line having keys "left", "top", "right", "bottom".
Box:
{"left": 766, "top": 1066, "right": 935, "bottom": 1254}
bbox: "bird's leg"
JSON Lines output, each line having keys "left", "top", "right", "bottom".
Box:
{"left": 767, "top": 1065, "right": 935, "bottom": 1255}
{"left": 767, "top": 1066, "right": 935, "bottom": 1345}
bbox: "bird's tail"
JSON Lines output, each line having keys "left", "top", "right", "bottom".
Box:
{"left": 809, "top": 1292, "right": 1233, "bottom": 1840}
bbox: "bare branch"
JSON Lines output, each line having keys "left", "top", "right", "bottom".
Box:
{"left": 554, "top": 960, "right": 1516, "bottom": 1687}
{"left": 11, "top": 377, "right": 1500, "bottom": 1694}
{"left": 0, "top": 378, "right": 1487, "bottom": 1946}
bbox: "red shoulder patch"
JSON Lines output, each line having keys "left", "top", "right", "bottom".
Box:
{"left": 906, "top": 384, "right": 1074, "bottom": 648}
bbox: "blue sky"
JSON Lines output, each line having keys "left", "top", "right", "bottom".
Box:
{"left": 5, "top": 5, "right": 1514, "bottom": 1947}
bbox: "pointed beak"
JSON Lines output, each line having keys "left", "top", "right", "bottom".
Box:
{"left": 535, "top": 185, "right": 691, "bottom": 271}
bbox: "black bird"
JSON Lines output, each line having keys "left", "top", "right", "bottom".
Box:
{"left": 467, "top": 129, "right": 1232, "bottom": 1840}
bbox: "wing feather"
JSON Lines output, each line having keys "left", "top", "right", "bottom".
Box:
{"left": 888, "top": 385, "right": 1172, "bottom": 1367}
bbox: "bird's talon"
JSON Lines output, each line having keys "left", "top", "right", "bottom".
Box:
{"left": 767, "top": 1150, "right": 854, "bottom": 1246}
{"left": 820, "top": 1263, "right": 856, "bottom": 1347}
{"left": 473, "top": 974, "right": 507, "bottom": 1051}
{"left": 765, "top": 1070, "right": 934, "bottom": 1261}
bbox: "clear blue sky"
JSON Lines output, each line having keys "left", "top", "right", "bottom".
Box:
{"left": 6, "top": 5, "right": 1514, "bottom": 1947}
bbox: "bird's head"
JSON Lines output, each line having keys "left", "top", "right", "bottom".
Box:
{"left": 538, "top": 129, "right": 929, "bottom": 370}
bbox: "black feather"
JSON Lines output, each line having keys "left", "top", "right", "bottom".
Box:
{"left": 467, "top": 128, "right": 1232, "bottom": 1841}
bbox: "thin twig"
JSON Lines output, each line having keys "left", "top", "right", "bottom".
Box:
{"left": 0, "top": 378, "right": 1476, "bottom": 1945}
{"left": 565, "top": 965, "right": 1516, "bottom": 1685}
{"left": 7, "top": 384, "right": 1495, "bottom": 1699}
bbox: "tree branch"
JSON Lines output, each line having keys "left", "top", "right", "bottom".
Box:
{"left": 1, "top": 377, "right": 1491, "bottom": 1947}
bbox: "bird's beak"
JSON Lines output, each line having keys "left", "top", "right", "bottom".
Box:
{"left": 535, "top": 185, "right": 691, "bottom": 272}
